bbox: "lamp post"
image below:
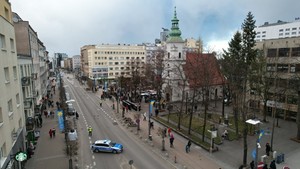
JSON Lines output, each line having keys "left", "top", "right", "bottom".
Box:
{"left": 246, "top": 119, "right": 261, "bottom": 169}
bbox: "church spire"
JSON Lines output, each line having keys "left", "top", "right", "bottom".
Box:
{"left": 167, "top": 6, "right": 183, "bottom": 42}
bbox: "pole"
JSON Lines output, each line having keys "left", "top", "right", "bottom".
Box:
{"left": 255, "top": 124, "right": 260, "bottom": 169}
{"left": 148, "top": 101, "right": 151, "bottom": 140}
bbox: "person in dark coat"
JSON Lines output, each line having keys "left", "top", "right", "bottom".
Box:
{"left": 186, "top": 140, "right": 192, "bottom": 153}
{"left": 250, "top": 160, "right": 254, "bottom": 169}
{"left": 270, "top": 160, "right": 276, "bottom": 169}
{"left": 266, "top": 142, "right": 271, "bottom": 156}
{"left": 263, "top": 164, "right": 268, "bottom": 169}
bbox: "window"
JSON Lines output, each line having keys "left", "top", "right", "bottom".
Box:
{"left": 286, "top": 28, "right": 290, "bottom": 31}
{"left": 285, "top": 32, "right": 289, "bottom": 35}
{"left": 0, "top": 107, "right": 3, "bottom": 124}
{"left": 292, "top": 27, "right": 297, "bottom": 30}
{"left": 4, "top": 67, "right": 10, "bottom": 82}
{"left": 279, "top": 29, "right": 283, "bottom": 32}
{"left": 292, "top": 32, "right": 297, "bottom": 35}
{"left": 257, "top": 32, "right": 261, "bottom": 34}
{"left": 287, "top": 95, "right": 297, "bottom": 104}
{"left": 115, "top": 67, "right": 119, "bottom": 70}
{"left": 277, "top": 64, "right": 289, "bottom": 72}
{"left": 291, "top": 47, "right": 300, "bottom": 57}
{"left": 256, "top": 35, "right": 260, "bottom": 38}
{"left": 114, "top": 62, "right": 119, "bottom": 65}
{"left": 179, "top": 52, "right": 181, "bottom": 58}
{"left": 8, "top": 99, "right": 13, "bottom": 113}
{"left": 278, "top": 48, "right": 289, "bottom": 57}
{"left": 10, "top": 38, "right": 15, "bottom": 51}
{"left": 109, "top": 57, "right": 113, "bottom": 60}
{"left": 16, "top": 93, "right": 20, "bottom": 106}
{"left": 168, "top": 52, "right": 170, "bottom": 59}
{"left": 267, "top": 49, "right": 277, "bottom": 57}
{"left": 279, "top": 33, "right": 283, "bottom": 36}
{"left": 0, "top": 143, "right": 6, "bottom": 162}
{"left": 266, "top": 64, "right": 276, "bottom": 72}
{"left": 0, "top": 34, "right": 6, "bottom": 49}
{"left": 262, "top": 31, "right": 266, "bottom": 34}
{"left": 13, "top": 66, "right": 17, "bottom": 80}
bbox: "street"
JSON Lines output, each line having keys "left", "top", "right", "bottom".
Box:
{"left": 64, "top": 74, "right": 175, "bottom": 169}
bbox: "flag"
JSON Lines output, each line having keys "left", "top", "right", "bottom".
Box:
{"left": 251, "top": 149, "right": 256, "bottom": 159}
{"left": 258, "top": 130, "right": 264, "bottom": 143}
{"left": 149, "top": 100, "right": 155, "bottom": 116}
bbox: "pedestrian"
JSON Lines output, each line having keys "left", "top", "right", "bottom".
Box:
{"left": 143, "top": 112, "right": 147, "bottom": 121}
{"left": 150, "top": 121, "right": 154, "bottom": 129}
{"left": 250, "top": 160, "right": 254, "bottom": 169}
{"left": 263, "top": 164, "right": 268, "bottom": 169}
{"left": 56, "top": 101, "right": 60, "bottom": 109}
{"left": 47, "top": 110, "right": 51, "bottom": 118}
{"left": 52, "top": 128, "right": 56, "bottom": 137}
{"left": 269, "top": 160, "right": 276, "bottom": 169}
{"left": 170, "top": 133, "right": 174, "bottom": 147}
{"left": 44, "top": 110, "right": 47, "bottom": 118}
{"left": 126, "top": 105, "right": 129, "bottom": 113}
{"left": 155, "top": 109, "right": 159, "bottom": 117}
{"left": 49, "top": 129, "right": 53, "bottom": 138}
{"left": 186, "top": 140, "right": 192, "bottom": 153}
{"left": 51, "top": 111, "right": 54, "bottom": 118}
{"left": 76, "top": 111, "right": 79, "bottom": 119}
{"left": 265, "top": 142, "right": 271, "bottom": 156}
{"left": 167, "top": 127, "right": 171, "bottom": 137}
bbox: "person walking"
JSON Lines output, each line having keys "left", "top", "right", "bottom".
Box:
{"left": 52, "top": 128, "right": 56, "bottom": 137}
{"left": 143, "top": 112, "right": 147, "bottom": 121}
{"left": 167, "top": 128, "right": 171, "bottom": 137}
{"left": 170, "top": 133, "right": 174, "bottom": 148}
{"left": 265, "top": 142, "right": 271, "bottom": 156}
{"left": 49, "top": 129, "right": 53, "bottom": 138}
{"left": 186, "top": 140, "right": 192, "bottom": 153}
{"left": 250, "top": 160, "right": 254, "bottom": 169}
{"left": 76, "top": 111, "right": 79, "bottom": 120}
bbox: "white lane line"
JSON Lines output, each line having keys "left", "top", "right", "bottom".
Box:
{"left": 93, "top": 162, "right": 96, "bottom": 166}
{"left": 92, "top": 155, "right": 95, "bottom": 160}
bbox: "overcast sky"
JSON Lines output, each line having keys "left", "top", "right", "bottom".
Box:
{"left": 10, "top": 0, "right": 300, "bottom": 57}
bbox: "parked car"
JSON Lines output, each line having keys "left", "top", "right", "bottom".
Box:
{"left": 67, "top": 104, "right": 76, "bottom": 115}
{"left": 90, "top": 139, "right": 123, "bottom": 153}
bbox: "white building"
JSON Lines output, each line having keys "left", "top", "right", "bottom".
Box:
{"left": 80, "top": 44, "right": 146, "bottom": 81}
{"left": 72, "top": 55, "right": 81, "bottom": 71}
{"left": 0, "top": 1, "right": 26, "bottom": 168}
{"left": 162, "top": 8, "right": 186, "bottom": 102}
{"left": 255, "top": 17, "right": 300, "bottom": 41}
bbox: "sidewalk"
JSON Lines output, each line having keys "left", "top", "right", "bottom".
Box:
{"left": 25, "top": 85, "right": 69, "bottom": 169}
{"left": 104, "top": 97, "right": 224, "bottom": 169}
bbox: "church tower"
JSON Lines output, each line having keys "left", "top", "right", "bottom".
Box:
{"left": 163, "top": 7, "right": 186, "bottom": 102}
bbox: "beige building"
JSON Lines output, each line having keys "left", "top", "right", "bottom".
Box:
{"left": 0, "top": 1, "right": 26, "bottom": 168}
{"left": 251, "top": 37, "right": 300, "bottom": 121}
{"left": 80, "top": 44, "right": 146, "bottom": 82}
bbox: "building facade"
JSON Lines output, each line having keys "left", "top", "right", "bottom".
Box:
{"left": 251, "top": 37, "right": 300, "bottom": 121}
{"left": 72, "top": 55, "right": 81, "bottom": 71}
{"left": 0, "top": 1, "right": 26, "bottom": 168}
{"left": 255, "top": 18, "right": 300, "bottom": 42}
{"left": 80, "top": 44, "right": 146, "bottom": 82}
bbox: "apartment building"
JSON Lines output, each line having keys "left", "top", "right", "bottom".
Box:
{"left": 255, "top": 18, "right": 300, "bottom": 42}
{"left": 0, "top": 1, "right": 26, "bottom": 168}
{"left": 251, "top": 37, "right": 300, "bottom": 121}
{"left": 80, "top": 44, "right": 146, "bottom": 82}
{"left": 72, "top": 55, "right": 81, "bottom": 71}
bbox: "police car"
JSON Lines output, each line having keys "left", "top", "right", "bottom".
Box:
{"left": 90, "top": 140, "right": 123, "bottom": 153}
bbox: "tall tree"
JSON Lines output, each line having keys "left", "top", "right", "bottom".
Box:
{"left": 241, "top": 11, "right": 257, "bottom": 167}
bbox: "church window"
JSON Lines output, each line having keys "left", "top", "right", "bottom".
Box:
{"left": 168, "top": 52, "right": 170, "bottom": 59}
{"left": 179, "top": 52, "right": 181, "bottom": 58}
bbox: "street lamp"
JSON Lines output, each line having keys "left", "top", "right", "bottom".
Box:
{"left": 208, "top": 125, "right": 217, "bottom": 153}
{"left": 246, "top": 119, "right": 261, "bottom": 169}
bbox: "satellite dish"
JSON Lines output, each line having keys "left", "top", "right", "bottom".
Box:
{"left": 12, "top": 16, "right": 19, "bottom": 23}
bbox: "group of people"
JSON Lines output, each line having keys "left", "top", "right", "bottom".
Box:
{"left": 249, "top": 143, "right": 277, "bottom": 169}
{"left": 43, "top": 110, "right": 55, "bottom": 119}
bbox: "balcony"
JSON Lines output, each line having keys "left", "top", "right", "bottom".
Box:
{"left": 24, "top": 99, "right": 32, "bottom": 109}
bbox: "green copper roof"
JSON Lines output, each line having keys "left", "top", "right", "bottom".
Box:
{"left": 167, "top": 7, "right": 183, "bottom": 43}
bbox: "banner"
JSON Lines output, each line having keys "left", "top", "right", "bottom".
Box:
{"left": 251, "top": 149, "right": 256, "bottom": 159}
{"left": 258, "top": 130, "right": 264, "bottom": 143}
{"left": 56, "top": 110, "right": 64, "bottom": 132}
{"left": 149, "top": 100, "right": 155, "bottom": 116}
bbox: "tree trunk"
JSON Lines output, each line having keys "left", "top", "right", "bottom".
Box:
{"left": 202, "top": 90, "right": 208, "bottom": 142}
{"left": 263, "top": 100, "right": 267, "bottom": 122}
{"left": 188, "top": 90, "right": 196, "bottom": 135}
{"left": 178, "top": 89, "right": 185, "bottom": 130}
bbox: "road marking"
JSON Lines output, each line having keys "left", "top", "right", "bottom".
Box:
{"left": 93, "top": 162, "right": 96, "bottom": 166}
{"left": 92, "top": 155, "right": 95, "bottom": 160}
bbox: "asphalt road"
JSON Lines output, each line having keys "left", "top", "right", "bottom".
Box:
{"left": 64, "top": 75, "right": 174, "bottom": 169}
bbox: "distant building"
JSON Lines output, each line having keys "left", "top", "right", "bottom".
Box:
{"left": 72, "top": 55, "right": 81, "bottom": 71}
{"left": 255, "top": 18, "right": 300, "bottom": 41}
{"left": 0, "top": 1, "right": 26, "bottom": 168}
{"left": 80, "top": 44, "right": 146, "bottom": 82}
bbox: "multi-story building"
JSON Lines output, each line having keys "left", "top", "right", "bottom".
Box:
{"left": 251, "top": 37, "right": 300, "bottom": 121}
{"left": 80, "top": 44, "right": 146, "bottom": 83}
{"left": 255, "top": 18, "right": 300, "bottom": 42}
{"left": 72, "top": 55, "right": 81, "bottom": 72}
{"left": 0, "top": 1, "right": 26, "bottom": 168}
